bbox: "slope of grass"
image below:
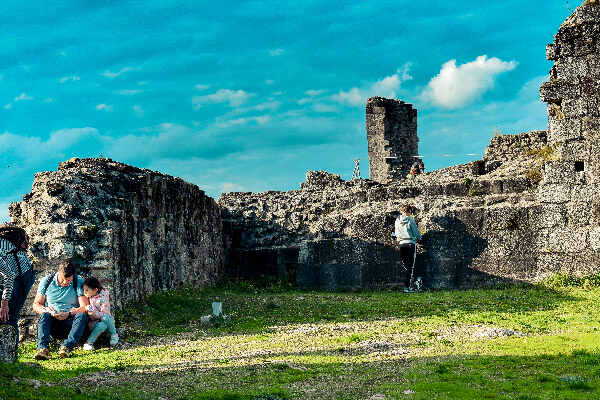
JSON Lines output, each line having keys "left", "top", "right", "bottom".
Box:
{"left": 2, "top": 282, "right": 599, "bottom": 399}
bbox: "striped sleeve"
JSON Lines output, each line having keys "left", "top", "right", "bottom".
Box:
{"left": 0, "top": 238, "right": 33, "bottom": 301}
{"left": 0, "top": 254, "right": 17, "bottom": 301}
{"left": 0, "top": 238, "right": 13, "bottom": 256}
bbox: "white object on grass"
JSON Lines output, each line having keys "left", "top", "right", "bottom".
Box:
{"left": 212, "top": 302, "right": 223, "bottom": 317}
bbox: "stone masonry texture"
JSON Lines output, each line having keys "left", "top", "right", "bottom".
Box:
{"left": 8, "top": 157, "right": 224, "bottom": 333}
{"left": 366, "top": 97, "right": 418, "bottom": 183}
{"left": 538, "top": 1, "right": 600, "bottom": 275}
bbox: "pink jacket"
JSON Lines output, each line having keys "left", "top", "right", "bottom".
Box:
{"left": 87, "top": 289, "right": 112, "bottom": 318}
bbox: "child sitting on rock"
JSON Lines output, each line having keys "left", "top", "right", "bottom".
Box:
{"left": 81, "top": 277, "right": 119, "bottom": 350}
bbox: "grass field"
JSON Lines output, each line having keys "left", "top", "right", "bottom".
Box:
{"left": 1, "top": 279, "right": 600, "bottom": 399}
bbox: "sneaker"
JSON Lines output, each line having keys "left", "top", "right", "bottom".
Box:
{"left": 109, "top": 333, "right": 119, "bottom": 346}
{"left": 83, "top": 343, "right": 94, "bottom": 351}
{"left": 58, "top": 346, "right": 71, "bottom": 358}
{"left": 34, "top": 348, "right": 51, "bottom": 361}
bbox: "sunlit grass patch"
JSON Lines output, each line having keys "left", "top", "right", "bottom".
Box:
{"left": 4, "top": 284, "right": 600, "bottom": 399}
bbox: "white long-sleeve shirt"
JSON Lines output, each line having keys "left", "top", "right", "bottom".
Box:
{"left": 0, "top": 238, "right": 33, "bottom": 301}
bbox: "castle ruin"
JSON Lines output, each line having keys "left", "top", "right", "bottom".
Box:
{"left": 5, "top": 1, "right": 600, "bottom": 339}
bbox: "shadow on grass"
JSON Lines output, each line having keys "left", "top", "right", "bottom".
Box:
{"left": 5, "top": 348, "right": 599, "bottom": 400}
{"left": 118, "top": 284, "right": 580, "bottom": 337}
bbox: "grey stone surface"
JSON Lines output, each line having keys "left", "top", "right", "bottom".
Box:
{"left": 9, "top": 158, "right": 224, "bottom": 321}
{"left": 537, "top": 1, "right": 600, "bottom": 274}
{"left": 366, "top": 97, "right": 418, "bottom": 183}
{"left": 0, "top": 325, "right": 17, "bottom": 363}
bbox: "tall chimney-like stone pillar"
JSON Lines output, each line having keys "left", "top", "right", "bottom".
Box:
{"left": 366, "top": 97, "right": 418, "bottom": 183}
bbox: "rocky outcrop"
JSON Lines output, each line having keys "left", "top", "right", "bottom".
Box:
{"left": 10, "top": 158, "right": 224, "bottom": 320}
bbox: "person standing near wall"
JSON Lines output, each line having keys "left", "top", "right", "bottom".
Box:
{"left": 393, "top": 205, "right": 422, "bottom": 289}
{"left": 0, "top": 225, "right": 36, "bottom": 349}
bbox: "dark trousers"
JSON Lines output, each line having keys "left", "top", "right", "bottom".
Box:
{"left": 1, "top": 269, "right": 36, "bottom": 347}
{"left": 399, "top": 243, "right": 416, "bottom": 286}
{"left": 37, "top": 312, "right": 88, "bottom": 351}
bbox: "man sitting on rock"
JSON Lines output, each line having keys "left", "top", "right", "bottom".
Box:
{"left": 32, "top": 260, "right": 88, "bottom": 360}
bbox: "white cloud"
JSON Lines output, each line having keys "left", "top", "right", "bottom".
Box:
{"left": 116, "top": 89, "right": 142, "bottom": 96}
{"left": 305, "top": 89, "right": 326, "bottom": 97}
{"left": 101, "top": 67, "right": 135, "bottom": 79}
{"left": 59, "top": 75, "right": 80, "bottom": 83}
{"left": 96, "top": 104, "right": 114, "bottom": 111}
{"left": 4, "top": 103, "right": 11, "bottom": 110}
{"left": 14, "top": 93, "right": 33, "bottom": 102}
{"left": 313, "top": 103, "right": 338, "bottom": 113}
{"left": 195, "top": 84, "right": 210, "bottom": 91}
{"left": 43, "top": 98, "right": 54, "bottom": 103}
{"left": 269, "top": 48, "right": 285, "bottom": 56}
{"left": 215, "top": 115, "right": 271, "bottom": 128}
{"left": 265, "top": 80, "right": 275, "bottom": 85}
{"left": 192, "top": 89, "right": 254, "bottom": 109}
{"left": 332, "top": 63, "right": 412, "bottom": 106}
{"left": 138, "top": 81, "right": 149, "bottom": 86}
{"left": 421, "top": 55, "right": 517, "bottom": 109}
{"left": 298, "top": 98, "right": 311, "bottom": 105}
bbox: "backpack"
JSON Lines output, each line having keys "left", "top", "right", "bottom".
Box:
{"left": 42, "top": 272, "right": 78, "bottom": 295}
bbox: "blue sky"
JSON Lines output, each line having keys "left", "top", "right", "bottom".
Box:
{"left": 0, "top": 1, "right": 573, "bottom": 221}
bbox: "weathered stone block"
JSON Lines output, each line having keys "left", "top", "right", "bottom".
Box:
{"left": 543, "top": 161, "right": 576, "bottom": 184}
{"left": 582, "top": 117, "right": 600, "bottom": 138}
{"left": 589, "top": 227, "right": 600, "bottom": 251}
{"left": 540, "top": 80, "right": 580, "bottom": 103}
{"left": 540, "top": 204, "right": 568, "bottom": 228}
{"left": 559, "top": 140, "right": 588, "bottom": 160}
{"left": 549, "top": 117, "right": 581, "bottom": 142}
{"left": 538, "top": 183, "right": 571, "bottom": 203}
{"left": 548, "top": 227, "right": 589, "bottom": 253}
{"left": 0, "top": 325, "right": 17, "bottom": 363}
{"left": 567, "top": 201, "right": 592, "bottom": 226}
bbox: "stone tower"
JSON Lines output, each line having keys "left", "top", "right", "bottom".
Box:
{"left": 538, "top": 1, "right": 600, "bottom": 273}
{"left": 366, "top": 97, "right": 418, "bottom": 183}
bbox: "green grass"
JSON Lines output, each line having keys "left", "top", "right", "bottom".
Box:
{"left": 3, "top": 282, "right": 600, "bottom": 399}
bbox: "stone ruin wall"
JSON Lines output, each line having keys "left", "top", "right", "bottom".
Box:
{"left": 219, "top": 151, "right": 545, "bottom": 290}
{"left": 9, "top": 158, "right": 224, "bottom": 325}
{"left": 537, "top": 1, "right": 600, "bottom": 276}
{"left": 221, "top": 2, "right": 600, "bottom": 290}
{"left": 483, "top": 130, "right": 548, "bottom": 164}
{"left": 366, "top": 97, "right": 418, "bottom": 183}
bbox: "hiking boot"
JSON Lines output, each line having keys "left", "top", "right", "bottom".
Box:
{"left": 109, "top": 333, "right": 119, "bottom": 346}
{"left": 34, "top": 348, "right": 51, "bottom": 361}
{"left": 58, "top": 346, "right": 71, "bottom": 358}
